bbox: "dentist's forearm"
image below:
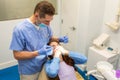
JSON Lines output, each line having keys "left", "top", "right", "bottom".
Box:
{"left": 13, "top": 50, "right": 38, "bottom": 60}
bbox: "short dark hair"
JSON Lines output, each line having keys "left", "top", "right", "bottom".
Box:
{"left": 34, "top": 1, "right": 55, "bottom": 18}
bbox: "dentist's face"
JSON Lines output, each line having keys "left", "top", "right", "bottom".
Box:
{"left": 37, "top": 14, "right": 53, "bottom": 26}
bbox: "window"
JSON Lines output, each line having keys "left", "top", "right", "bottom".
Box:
{"left": 0, "top": 0, "right": 57, "bottom": 21}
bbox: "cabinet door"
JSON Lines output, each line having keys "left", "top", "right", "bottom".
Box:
{"left": 87, "top": 47, "right": 107, "bottom": 71}
{"left": 61, "top": 0, "right": 80, "bottom": 51}
{"left": 87, "top": 47, "right": 118, "bottom": 71}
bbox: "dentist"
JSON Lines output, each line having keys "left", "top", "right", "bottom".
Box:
{"left": 9, "top": 1, "right": 68, "bottom": 80}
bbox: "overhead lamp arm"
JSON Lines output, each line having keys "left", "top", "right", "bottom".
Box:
{"left": 105, "top": 1, "right": 120, "bottom": 31}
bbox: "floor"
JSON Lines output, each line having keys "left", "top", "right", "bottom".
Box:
{"left": 0, "top": 65, "right": 20, "bottom": 80}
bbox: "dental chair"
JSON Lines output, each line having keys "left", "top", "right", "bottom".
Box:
{"left": 75, "top": 65, "right": 97, "bottom": 80}
{"left": 86, "top": 61, "right": 118, "bottom": 80}
{"left": 75, "top": 61, "right": 119, "bottom": 80}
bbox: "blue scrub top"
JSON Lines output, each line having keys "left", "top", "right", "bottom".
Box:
{"left": 10, "top": 19, "right": 53, "bottom": 75}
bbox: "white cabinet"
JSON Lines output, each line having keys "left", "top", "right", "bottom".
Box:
{"left": 87, "top": 46, "right": 118, "bottom": 71}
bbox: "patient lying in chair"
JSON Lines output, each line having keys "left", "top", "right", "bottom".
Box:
{"left": 44, "top": 39, "right": 87, "bottom": 80}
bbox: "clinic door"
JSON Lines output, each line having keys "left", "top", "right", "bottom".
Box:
{"left": 61, "top": 0, "right": 80, "bottom": 51}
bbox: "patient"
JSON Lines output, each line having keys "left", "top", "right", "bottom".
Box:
{"left": 45, "top": 39, "right": 87, "bottom": 80}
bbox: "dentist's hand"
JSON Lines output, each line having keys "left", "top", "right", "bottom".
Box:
{"left": 38, "top": 45, "right": 53, "bottom": 56}
{"left": 59, "top": 36, "right": 69, "bottom": 43}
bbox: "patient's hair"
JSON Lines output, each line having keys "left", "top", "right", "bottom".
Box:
{"left": 48, "top": 39, "right": 75, "bottom": 67}
{"left": 47, "top": 39, "right": 75, "bottom": 80}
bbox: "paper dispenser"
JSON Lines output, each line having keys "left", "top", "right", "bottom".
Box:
{"left": 93, "top": 33, "right": 110, "bottom": 49}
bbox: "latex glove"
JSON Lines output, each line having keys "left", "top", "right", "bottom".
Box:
{"left": 56, "top": 46, "right": 69, "bottom": 55}
{"left": 59, "top": 36, "right": 68, "bottom": 43}
{"left": 54, "top": 50, "right": 61, "bottom": 58}
{"left": 38, "top": 45, "right": 53, "bottom": 56}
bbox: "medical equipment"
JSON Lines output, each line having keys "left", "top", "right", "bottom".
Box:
{"left": 93, "top": 33, "right": 110, "bottom": 49}
{"left": 106, "top": 22, "right": 120, "bottom": 31}
{"left": 75, "top": 61, "right": 120, "bottom": 80}
{"left": 87, "top": 46, "right": 118, "bottom": 71}
{"left": 87, "top": 61, "right": 118, "bottom": 80}
{"left": 105, "top": 0, "right": 120, "bottom": 31}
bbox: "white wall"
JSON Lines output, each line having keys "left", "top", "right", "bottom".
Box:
{"left": 0, "top": 19, "right": 23, "bottom": 63}
{"left": 0, "top": 15, "right": 60, "bottom": 69}
{"left": 0, "top": 19, "right": 23, "bottom": 69}
{"left": 77, "top": 0, "right": 120, "bottom": 69}
{"left": 102, "top": 0, "right": 120, "bottom": 69}
{"left": 78, "top": 0, "right": 120, "bottom": 69}
{"left": 102, "top": 0, "right": 120, "bottom": 49}
{"left": 76, "top": 0, "right": 105, "bottom": 56}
